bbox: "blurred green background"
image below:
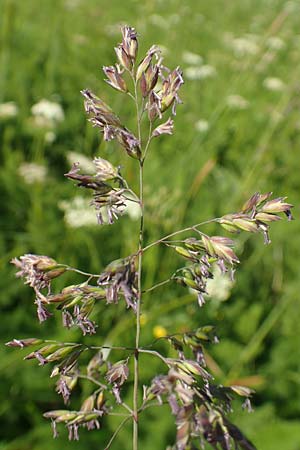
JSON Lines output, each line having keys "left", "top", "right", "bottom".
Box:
{"left": 1, "top": 0, "right": 300, "bottom": 449}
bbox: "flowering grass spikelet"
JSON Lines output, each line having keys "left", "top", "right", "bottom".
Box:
{"left": 7, "top": 25, "right": 294, "bottom": 450}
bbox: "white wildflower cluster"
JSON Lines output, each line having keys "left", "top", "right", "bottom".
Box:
{"left": 182, "top": 51, "right": 203, "bottom": 66}
{"left": 205, "top": 267, "right": 235, "bottom": 302}
{"left": 66, "top": 151, "right": 95, "bottom": 173}
{"left": 61, "top": 183, "right": 140, "bottom": 227}
{"left": 229, "top": 35, "right": 259, "bottom": 57}
{"left": 226, "top": 95, "right": 249, "bottom": 110}
{"left": 185, "top": 65, "right": 216, "bottom": 81}
{"left": 0, "top": 101, "right": 18, "bottom": 119}
{"left": 263, "top": 77, "right": 285, "bottom": 92}
{"left": 45, "top": 131, "right": 56, "bottom": 144}
{"left": 182, "top": 48, "right": 216, "bottom": 81}
{"left": 123, "top": 195, "right": 141, "bottom": 221}
{"left": 148, "top": 14, "right": 169, "bottom": 28}
{"left": 18, "top": 162, "right": 47, "bottom": 184}
{"left": 266, "top": 36, "right": 285, "bottom": 51}
{"left": 64, "top": 0, "right": 82, "bottom": 10}
{"left": 59, "top": 196, "right": 98, "bottom": 228}
{"left": 105, "top": 22, "right": 125, "bottom": 37}
{"left": 156, "top": 44, "right": 169, "bottom": 57}
{"left": 148, "top": 14, "right": 180, "bottom": 29}
{"left": 31, "top": 99, "right": 64, "bottom": 128}
{"left": 195, "top": 119, "right": 209, "bottom": 133}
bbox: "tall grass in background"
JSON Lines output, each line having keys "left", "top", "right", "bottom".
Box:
{"left": 0, "top": 0, "right": 300, "bottom": 449}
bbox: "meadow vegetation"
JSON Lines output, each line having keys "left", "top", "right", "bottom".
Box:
{"left": 1, "top": 0, "right": 300, "bottom": 449}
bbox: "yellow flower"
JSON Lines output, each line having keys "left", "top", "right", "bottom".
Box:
{"left": 153, "top": 325, "right": 167, "bottom": 339}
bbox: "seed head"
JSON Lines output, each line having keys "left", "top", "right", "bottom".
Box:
{"left": 81, "top": 89, "right": 121, "bottom": 127}
{"left": 103, "top": 65, "right": 128, "bottom": 92}
{"left": 136, "top": 45, "right": 161, "bottom": 81}
{"left": 11, "top": 254, "right": 65, "bottom": 291}
{"left": 148, "top": 90, "right": 162, "bottom": 122}
{"left": 5, "top": 338, "right": 43, "bottom": 348}
{"left": 106, "top": 360, "right": 129, "bottom": 385}
{"left": 232, "top": 216, "right": 259, "bottom": 233}
{"left": 114, "top": 45, "right": 132, "bottom": 71}
{"left": 160, "top": 67, "right": 184, "bottom": 115}
{"left": 80, "top": 395, "right": 95, "bottom": 412}
{"left": 121, "top": 26, "right": 138, "bottom": 62}
{"left": 140, "top": 64, "right": 159, "bottom": 97}
{"left": 93, "top": 157, "right": 119, "bottom": 181}
{"left": 261, "top": 197, "right": 293, "bottom": 220}
{"left": 152, "top": 117, "right": 174, "bottom": 137}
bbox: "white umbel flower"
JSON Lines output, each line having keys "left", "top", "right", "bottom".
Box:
{"left": 59, "top": 196, "right": 97, "bottom": 227}
{"left": 266, "top": 36, "right": 285, "bottom": 51}
{"left": 0, "top": 101, "right": 18, "bottom": 119}
{"left": 195, "top": 119, "right": 209, "bottom": 133}
{"left": 18, "top": 163, "right": 47, "bottom": 184}
{"left": 31, "top": 99, "right": 64, "bottom": 127}
{"left": 123, "top": 195, "right": 141, "bottom": 221}
{"left": 185, "top": 65, "right": 216, "bottom": 80}
{"left": 189, "top": 266, "right": 234, "bottom": 303}
{"left": 66, "top": 151, "right": 95, "bottom": 173}
{"left": 205, "top": 267, "right": 234, "bottom": 302}
{"left": 45, "top": 131, "right": 56, "bottom": 144}
{"left": 230, "top": 36, "right": 259, "bottom": 57}
{"left": 182, "top": 51, "right": 203, "bottom": 66}
{"left": 263, "top": 77, "right": 285, "bottom": 92}
{"left": 148, "top": 14, "right": 169, "bottom": 28}
{"left": 226, "top": 94, "right": 249, "bottom": 110}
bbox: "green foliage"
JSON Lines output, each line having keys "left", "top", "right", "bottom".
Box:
{"left": 1, "top": 0, "right": 300, "bottom": 449}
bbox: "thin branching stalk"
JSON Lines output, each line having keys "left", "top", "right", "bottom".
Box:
{"left": 138, "top": 400, "right": 168, "bottom": 413}
{"left": 139, "top": 348, "right": 169, "bottom": 365}
{"left": 141, "top": 124, "right": 153, "bottom": 164}
{"left": 78, "top": 374, "right": 134, "bottom": 414}
{"left": 121, "top": 402, "right": 135, "bottom": 415}
{"left": 142, "top": 218, "right": 219, "bottom": 253}
{"left": 104, "top": 416, "right": 131, "bottom": 450}
{"left": 122, "top": 194, "right": 141, "bottom": 204}
{"left": 142, "top": 278, "right": 173, "bottom": 294}
{"left": 77, "top": 374, "right": 107, "bottom": 389}
{"left": 88, "top": 345, "right": 136, "bottom": 351}
{"left": 63, "top": 266, "right": 99, "bottom": 278}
